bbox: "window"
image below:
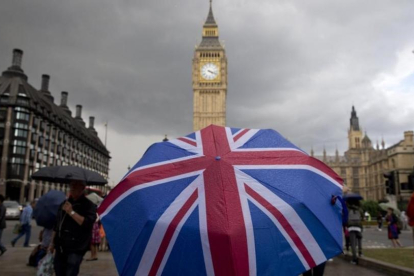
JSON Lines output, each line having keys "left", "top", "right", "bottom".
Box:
{"left": 16, "top": 97, "right": 29, "bottom": 106}
{"left": 14, "top": 122, "right": 28, "bottom": 129}
{"left": 12, "top": 146, "right": 26, "bottom": 155}
{"left": 14, "top": 129, "right": 28, "bottom": 138}
{"left": 0, "top": 96, "right": 9, "bottom": 104}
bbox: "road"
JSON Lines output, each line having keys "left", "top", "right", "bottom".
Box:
{"left": 361, "top": 226, "right": 413, "bottom": 249}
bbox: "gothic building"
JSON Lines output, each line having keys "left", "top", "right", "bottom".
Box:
{"left": 193, "top": 1, "right": 227, "bottom": 131}
{"left": 313, "top": 106, "right": 414, "bottom": 203}
{"left": 0, "top": 49, "right": 110, "bottom": 203}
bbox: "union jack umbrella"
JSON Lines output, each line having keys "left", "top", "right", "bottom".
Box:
{"left": 98, "top": 125, "right": 344, "bottom": 276}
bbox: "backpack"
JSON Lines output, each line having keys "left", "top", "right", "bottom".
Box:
{"left": 348, "top": 209, "right": 361, "bottom": 226}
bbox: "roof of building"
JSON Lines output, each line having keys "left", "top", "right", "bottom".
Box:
{"left": 205, "top": 1, "right": 217, "bottom": 26}
{"left": 197, "top": 1, "right": 223, "bottom": 50}
{"left": 0, "top": 50, "right": 110, "bottom": 157}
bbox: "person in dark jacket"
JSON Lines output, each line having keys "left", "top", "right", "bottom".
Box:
{"left": 48, "top": 180, "right": 96, "bottom": 276}
{"left": 0, "top": 194, "right": 6, "bottom": 256}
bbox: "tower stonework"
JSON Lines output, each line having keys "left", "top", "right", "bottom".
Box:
{"left": 348, "top": 106, "right": 363, "bottom": 149}
{"left": 193, "top": 1, "right": 227, "bottom": 131}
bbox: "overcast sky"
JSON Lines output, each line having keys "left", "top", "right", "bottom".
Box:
{"left": 1, "top": 0, "right": 413, "bottom": 185}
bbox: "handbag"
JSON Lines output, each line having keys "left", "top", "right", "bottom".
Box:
{"left": 37, "top": 253, "right": 54, "bottom": 276}
{"left": 13, "top": 223, "right": 22, "bottom": 234}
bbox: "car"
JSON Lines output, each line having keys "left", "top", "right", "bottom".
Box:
{"left": 4, "top": 200, "right": 21, "bottom": 220}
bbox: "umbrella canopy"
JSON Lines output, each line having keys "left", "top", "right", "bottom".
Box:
{"left": 379, "top": 203, "right": 401, "bottom": 216}
{"left": 343, "top": 193, "right": 363, "bottom": 201}
{"left": 34, "top": 190, "right": 66, "bottom": 229}
{"left": 98, "top": 125, "right": 344, "bottom": 276}
{"left": 86, "top": 192, "right": 103, "bottom": 206}
{"left": 31, "top": 165, "right": 107, "bottom": 186}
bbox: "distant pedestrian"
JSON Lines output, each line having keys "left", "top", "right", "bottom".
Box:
{"left": 86, "top": 217, "right": 101, "bottom": 261}
{"left": 386, "top": 208, "right": 402, "bottom": 247}
{"left": 377, "top": 212, "right": 383, "bottom": 231}
{"left": 11, "top": 200, "right": 36, "bottom": 247}
{"left": 400, "top": 211, "right": 408, "bottom": 230}
{"left": 0, "top": 194, "right": 6, "bottom": 256}
{"left": 347, "top": 200, "right": 363, "bottom": 264}
{"left": 48, "top": 180, "right": 96, "bottom": 276}
{"left": 406, "top": 192, "right": 414, "bottom": 255}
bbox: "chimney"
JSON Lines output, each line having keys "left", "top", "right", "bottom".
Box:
{"left": 60, "top": 91, "right": 68, "bottom": 106}
{"left": 404, "top": 131, "right": 414, "bottom": 146}
{"left": 11, "top": 49, "right": 23, "bottom": 67}
{"left": 89, "top": 116, "right": 95, "bottom": 129}
{"left": 76, "top": 105, "right": 82, "bottom": 118}
{"left": 41, "top": 74, "right": 50, "bottom": 91}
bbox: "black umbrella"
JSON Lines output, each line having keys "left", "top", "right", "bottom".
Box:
{"left": 34, "top": 190, "right": 66, "bottom": 229}
{"left": 31, "top": 165, "right": 108, "bottom": 186}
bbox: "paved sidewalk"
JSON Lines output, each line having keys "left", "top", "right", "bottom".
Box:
{"left": 0, "top": 246, "right": 388, "bottom": 275}
{"left": 0, "top": 247, "right": 117, "bottom": 276}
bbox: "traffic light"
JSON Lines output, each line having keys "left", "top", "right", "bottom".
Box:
{"left": 384, "top": 172, "right": 395, "bottom": 195}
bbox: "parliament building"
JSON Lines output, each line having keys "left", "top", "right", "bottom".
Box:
{"left": 314, "top": 106, "right": 414, "bottom": 203}
{"left": 0, "top": 49, "right": 110, "bottom": 203}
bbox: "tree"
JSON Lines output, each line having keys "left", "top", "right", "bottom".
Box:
{"left": 361, "top": 200, "right": 380, "bottom": 217}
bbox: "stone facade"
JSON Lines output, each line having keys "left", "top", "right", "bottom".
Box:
{"left": 193, "top": 2, "right": 227, "bottom": 131}
{"left": 0, "top": 49, "right": 110, "bottom": 203}
{"left": 313, "top": 106, "right": 414, "bottom": 203}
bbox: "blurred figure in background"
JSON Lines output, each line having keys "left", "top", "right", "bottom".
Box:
{"left": 376, "top": 211, "right": 383, "bottom": 231}
{"left": 0, "top": 195, "right": 6, "bottom": 256}
{"left": 386, "top": 208, "right": 402, "bottom": 248}
{"left": 11, "top": 200, "right": 36, "bottom": 247}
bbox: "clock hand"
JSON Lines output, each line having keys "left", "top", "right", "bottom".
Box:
{"left": 208, "top": 70, "right": 217, "bottom": 75}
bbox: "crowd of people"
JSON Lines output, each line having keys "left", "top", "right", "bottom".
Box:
{"left": 0, "top": 181, "right": 108, "bottom": 276}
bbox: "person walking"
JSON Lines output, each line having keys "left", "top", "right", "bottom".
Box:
{"left": 347, "top": 200, "right": 363, "bottom": 264}
{"left": 0, "top": 195, "right": 7, "bottom": 256}
{"left": 11, "top": 200, "right": 36, "bottom": 247}
{"left": 386, "top": 208, "right": 402, "bottom": 247}
{"left": 86, "top": 218, "right": 101, "bottom": 261}
{"left": 48, "top": 180, "right": 97, "bottom": 276}
{"left": 376, "top": 211, "right": 383, "bottom": 231}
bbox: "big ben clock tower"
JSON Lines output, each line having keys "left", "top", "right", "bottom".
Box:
{"left": 193, "top": 0, "right": 227, "bottom": 131}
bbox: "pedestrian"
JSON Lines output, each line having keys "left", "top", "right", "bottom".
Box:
{"left": 386, "top": 208, "right": 402, "bottom": 247}
{"left": 48, "top": 180, "right": 97, "bottom": 276}
{"left": 86, "top": 216, "right": 101, "bottom": 261}
{"left": 0, "top": 194, "right": 7, "bottom": 256}
{"left": 11, "top": 200, "right": 36, "bottom": 247}
{"left": 28, "top": 227, "right": 53, "bottom": 267}
{"left": 406, "top": 192, "right": 414, "bottom": 255}
{"left": 400, "top": 211, "right": 408, "bottom": 231}
{"left": 376, "top": 211, "right": 383, "bottom": 231}
{"left": 347, "top": 200, "right": 363, "bottom": 264}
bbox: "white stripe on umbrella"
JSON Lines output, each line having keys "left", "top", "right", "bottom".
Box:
{"left": 240, "top": 171, "right": 327, "bottom": 270}
{"left": 101, "top": 170, "right": 204, "bottom": 219}
{"left": 136, "top": 176, "right": 201, "bottom": 276}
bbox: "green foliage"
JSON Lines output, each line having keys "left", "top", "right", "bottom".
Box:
{"left": 361, "top": 200, "right": 380, "bottom": 217}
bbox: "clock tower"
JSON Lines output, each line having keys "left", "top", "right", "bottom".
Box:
{"left": 193, "top": 0, "right": 227, "bottom": 131}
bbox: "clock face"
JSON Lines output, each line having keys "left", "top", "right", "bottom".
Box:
{"left": 201, "top": 63, "right": 219, "bottom": 80}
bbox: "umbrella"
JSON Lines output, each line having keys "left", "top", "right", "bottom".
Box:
{"left": 34, "top": 190, "right": 66, "bottom": 229}
{"left": 379, "top": 203, "right": 401, "bottom": 216}
{"left": 31, "top": 165, "right": 107, "bottom": 186}
{"left": 98, "top": 125, "right": 344, "bottom": 276}
{"left": 86, "top": 192, "right": 103, "bottom": 206}
{"left": 343, "top": 193, "right": 363, "bottom": 201}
